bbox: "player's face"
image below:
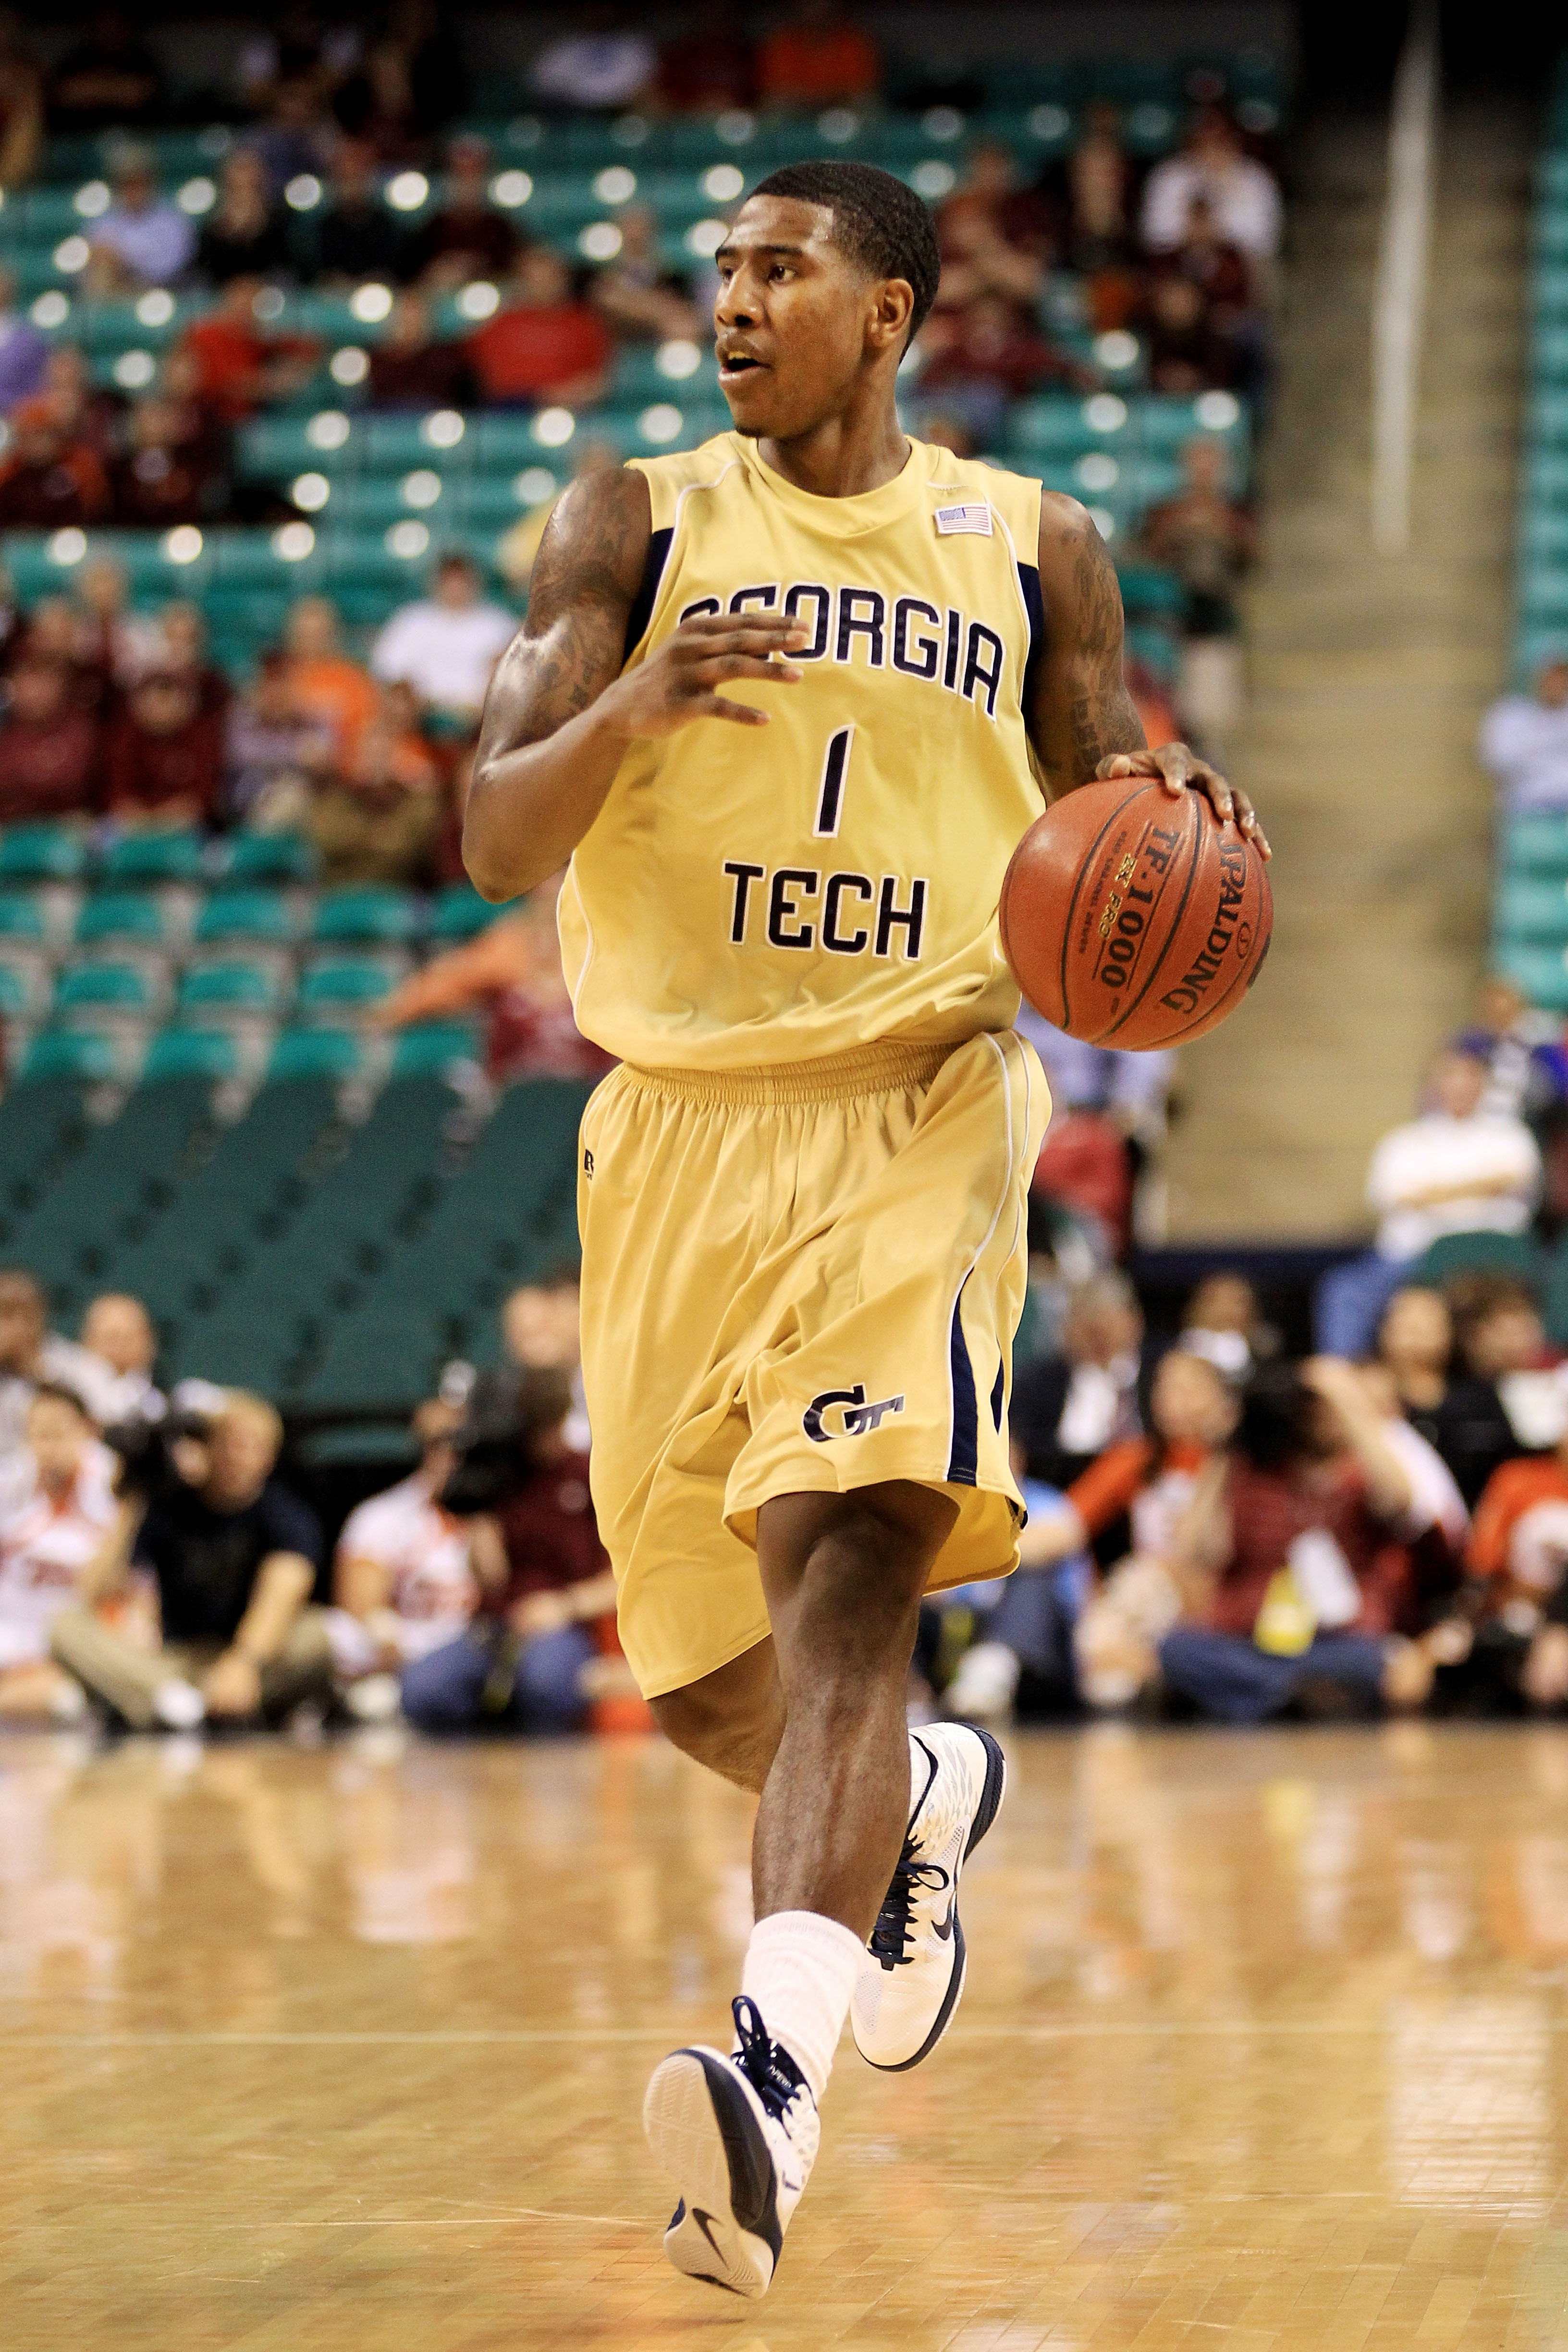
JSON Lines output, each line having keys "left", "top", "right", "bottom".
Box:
{"left": 713, "top": 196, "right": 887, "bottom": 441}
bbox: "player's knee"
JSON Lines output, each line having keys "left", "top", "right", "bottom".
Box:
{"left": 648, "top": 1643, "right": 782, "bottom": 1786}
{"left": 770, "top": 1486, "right": 957, "bottom": 1646}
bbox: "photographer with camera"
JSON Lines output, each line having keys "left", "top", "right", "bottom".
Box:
{"left": 400, "top": 1364, "right": 614, "bottom": 1735}
{"left": 51, "top": 1391, "right": 331, "bottom": 1731}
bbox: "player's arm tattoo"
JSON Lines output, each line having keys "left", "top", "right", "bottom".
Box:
{"left": 1025, "top": 493, "right": 1147, "bottom": 801}
{"left": 476, "top": 466, "right": 651, "bottom": 762}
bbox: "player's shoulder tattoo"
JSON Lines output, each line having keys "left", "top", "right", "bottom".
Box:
{"left": 525, "top": 466, "right": 653, "bottom": 635}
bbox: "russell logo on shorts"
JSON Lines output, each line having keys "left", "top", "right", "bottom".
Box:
{"left": 803, "top": 1384, "right": 906, "bottom": 1442}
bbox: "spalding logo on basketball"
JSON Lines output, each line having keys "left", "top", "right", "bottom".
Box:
{"left": 999, "top": 776, "right": 1273, "bottom": 1050}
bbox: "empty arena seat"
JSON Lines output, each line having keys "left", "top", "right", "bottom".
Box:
{"left": 176, "top": 961, "right": 291, "bottom": 1020}
{"left": 0, "top": 824, "right": 88, "bottom": 884}
{"left": 1496, "top": 875, "right": 1568, "bottom": 941}
{"left": 0, "top": 894, "right": 51, "bottom": 947}
{"left": 54, "top": 962, "right": 162, "bottom": 1020}
{"left": 193, "top": 889, "right": 302, "bottom": 949}
{"left": 142, "top": 1027, "right": 244, "bottom": 1083}
{"left": 99, "top": 830, "right": 207, "bottom": 886}
{"left": 311, "top": 886, "right": 420, "bottom": 945}
{"left": 1503, "top": 814, "right": 1568, "bottom": 874}
{"left": 74, "top": 892, "right": 175, "bottom": 951}
{"left": 220, "top": 832, "right": 319, "bottom": 884}
{"left": 390, "top": 1019, "right": 482, "bottom": 1076}
{"left": 266, "top": 1027, "right": 365, "bottom": 1080}
{"left": 430, "top": 882, "right": 504, "bottom": 942}
{"left": 20, "top": 1029, "right": 130, "bottom": 1082}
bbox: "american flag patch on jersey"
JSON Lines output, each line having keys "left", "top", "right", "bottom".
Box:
{"left": 933, "top": 502, "right": 993, "bottom": 537}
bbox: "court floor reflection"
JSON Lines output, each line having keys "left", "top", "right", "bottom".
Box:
{"left": 5, "top": 1722, "right": 1568, "bottom": 2348}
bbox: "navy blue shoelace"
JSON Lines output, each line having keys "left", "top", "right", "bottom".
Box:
{"left": 867, "top": 1843, "right": 949, "bottom": 1969}
{"left": 731, "top": 1995, "right": 810, "bottom": 2121}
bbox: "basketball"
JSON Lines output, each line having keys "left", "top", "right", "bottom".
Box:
{"left": 999, "top": 777, "right": 1273, "bottom": 1049}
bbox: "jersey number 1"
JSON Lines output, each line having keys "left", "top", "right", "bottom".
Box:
{"left": 813, "top": 724, "right": 855, "bottom": 840}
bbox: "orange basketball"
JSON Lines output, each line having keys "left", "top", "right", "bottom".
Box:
{"left": 999, "top": 777, "right": 1272, "bottom": 1049}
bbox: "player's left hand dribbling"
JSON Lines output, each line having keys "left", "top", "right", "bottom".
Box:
{"left": 1097, "top": 743, "right": 1272, "bottom": 860}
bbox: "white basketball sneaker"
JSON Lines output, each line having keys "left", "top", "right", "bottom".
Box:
{"left": 851, "top": 1722, "right": 1007, "bottom": 2071}
{"left": 644, "top": 1995, "right": 820, "bottom": 2299}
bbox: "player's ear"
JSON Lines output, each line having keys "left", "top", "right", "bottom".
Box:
{"left": 868, "top": 276, "right": 915, "bottom": 356}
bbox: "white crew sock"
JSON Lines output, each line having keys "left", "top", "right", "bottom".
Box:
{"left": 739, "top": 1910, "right": 865, "bottom": 2104}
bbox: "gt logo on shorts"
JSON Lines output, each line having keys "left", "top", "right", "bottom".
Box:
{"left": 803, "top": 1384, "right": 906, "bottom": 1442}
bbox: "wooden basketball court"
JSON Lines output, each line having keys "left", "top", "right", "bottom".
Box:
{"left": 4, "top": 1721, "right": 1567, "bottom": 2350}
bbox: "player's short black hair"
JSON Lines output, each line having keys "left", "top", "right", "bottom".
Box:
{"left": 750, "top": 159, "right": 943, "bottom": 345}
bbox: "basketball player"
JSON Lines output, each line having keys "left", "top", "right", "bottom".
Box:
{"left": 466, "top": 160, "right": 1267, "bottom": 2298}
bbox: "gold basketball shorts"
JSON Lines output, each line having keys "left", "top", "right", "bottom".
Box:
{"left": 576, "top": 1030, "right": 1050, "bottom": 1699}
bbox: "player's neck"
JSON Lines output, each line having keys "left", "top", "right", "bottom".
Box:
{"left": 757, "top": 393, "right": 910, "bottom": 501}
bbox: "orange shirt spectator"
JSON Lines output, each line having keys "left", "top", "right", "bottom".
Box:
{"left": 374, "top": 891, "right": 613, "bottom": 1083}
{"left": 282, "top": 597, "right": 378, "bottom": 769}
{"left": 1469, "top": 1450, "right": 1568, "bottom": 1602}
{"left": 756, "top": 2, "right": 879, "bottom": 106}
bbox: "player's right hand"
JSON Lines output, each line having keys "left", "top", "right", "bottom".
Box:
{"left": 601, "top": 611, "right": 809, "bottom": 737}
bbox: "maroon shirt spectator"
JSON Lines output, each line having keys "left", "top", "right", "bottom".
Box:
{"left": 918, "top": 293, "right": 1090, "bottom": 403}
{"left": 495, "top": 1448, "right": 605, "bottom": 1605}
{"left": 105, "top": 675, "right": 222, "bottom": 824}
{"left": 110, "top": 395, "right": 220, "bottom": 529}
{"left": 1141, "top": 271, "right": 1238, "bottom": 394}
{"left": 0, "top": 397, "right": 110, "bottom": 529}
{"left": 0, "top": 656, "right": 101, "bottom": 821}
{"left": 154, "top": 600, "right": 231, "bottom": 723}
{"left": 413, "top": 137, "right": 521, "bottom": 290}
{"left": 367, "top": 291, "right": 475, "bottom": 411}
{"left": 468, "top": 249, "right": 611, "bottom": 408}
{"left": 659, "top": 8, "right": 755, "bottom": 111}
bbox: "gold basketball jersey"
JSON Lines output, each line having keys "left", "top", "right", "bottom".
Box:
{"left": 558, "top": 432, "right": 1046, "bottom": 1070}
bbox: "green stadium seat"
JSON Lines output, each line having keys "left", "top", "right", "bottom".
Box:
{"left": 1504, "top": 814, "right": 1568, "bottom": 875}
{"left": 193, "top": 889, "right": 301, "bottom": 948}
{"left": 430, "top": 881, "right": 505, "bottom": 940}
{"left": 143, "top": 1027, "right": 243, "bottom": 1082}
{"left": 0, "top": 824, "right": 88, "bottom": 883}
{"left": 177, "top": 962, "right": 289, "bottom": 1019}
{"left": 75, "top": 892, "right": 172, "bottom": 949}
{"left": 54, "top": 963, "right": 160, "bottom": 1017}
{"left": 221, "top": 832, "right": 318, "bottom": 883}
{"left": 297, "top": 956, "right": 400, "bottom": 1018}
{"left": 267, "top": 1027, "right": 364, "bottom": 1080}
{"left": 1496, "top": 875, "right": 1568, "bottom": 941}
{"left": 311, "top": 886, "right": 419, "bottom": 945}
{"left": 1410, "top": 1231, "right": 1542, "bottom": 1290}
{"left": 1496, "top": 942, "right": 1568, "bottom": 1009}
{"left": 0, "top": 894, "right": 50, "bottom": 946}
{"left": 20, "top": 1029, "right": 126, "bottom": 1082}
{"left": 99, "top": 830, "right": 206, "bottom": 885}
{"left": 390, "top": 1019, "right": 481, "bottom": 1076}
{"left": 0, "top": 954, "right": 54, "bottom": 1021}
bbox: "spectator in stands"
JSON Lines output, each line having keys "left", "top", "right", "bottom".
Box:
{"left": 374, "top": 881, "right": 614, "bottom": 1087}
{"left": 528, "top": 13, "right": 656, "bottom": 113}
{"left": 1451, "top": 976, "right": 1556, "bottom": 1122}
{"left": 1142, "top": 437, "right": 1255, "bottom": 763}
{"left": 949, "top": 1347, "right": 1240, "bottom": 1725}
{"left": 1168, "top": 194, "right": 1268, "bottom": 397}
{"left": 366, "top": 288, "right": 474, "bottom": 411}
{"left": 0, "top": 20, "right": 43, "bottom": 189}
{"left": 1316, "top": 1049, "right": 1542, "bottom": 1360}
{"left": 401, "top": 1367, "right": 611, "bottom": 1734}
{"left": 1013, "top": 1010, "right": 1173, "bottom": 1257}
{"left": 306, "top": 678, "right": 443, "bottom": 885}
{"left": 84, "top": 146, "right": 195, "bottom": 298}
{"left": 47, "top": 8, "right": 162, "bottom": 134}
{"left": 152, "top": 600, "right": 230, "bottom": 721}
{"left": 467, "top": 246, "right": 612, "bottom": 409}
{"left": 0, "top": 654, "right": 101, "bottom": 822}
{"left": 1141, "top": 269, "right": 1237, "bottom": 396}
{"left": 195, "top": 146, "right": 292, "bottom": 288}
{"left": 0, "top": 265, "right": 48, "bottom": 406}
{"left": 503, "top": 1262, "right": 592, "bottom": 1454}
{"left": 755, "top": 0, "right": 880, "bottom": 108}
{"left": 374, "top": 0, "right": 468, "bottom": 141}
{"left": 326, "top": 1398, "right": 475, "bottom": 1717}
{"left": 1450, "top": 1270, "right": 1567, "bottom": 1454}
{"left": 42, "top": 339, "right": 126, "bottom": 463}
{"left": 52, "top": 1391, "right": 331, "bottom": 1732}
{"left": 282, "top": 596, "right": 376, "bottom": 767}
{"left": 237, "top": 12, "right": 360, "bottom": 116}
{"left": 1157, "top": 1359, "right": 1453, "bottom": 1723}
{"left": 72, "top": 551, "right": 164, "bottom": 691}
{"left": 658, "top": 5, "right": 755, "bottom": 113}
{"left": 1141, "top": 105, "right": 1283, "bottom": 269}
{"left": 913, "top": 292, "right": 1090, "bottom": 448}
{"left": 496, "top": 436, "right": 620, "bottom": 592}
{"left": 588, "top": 206, "right": 702, "bottom": 345}
{"left": 0, "top": 1386, "right": 118, "bottom": 1722}
{"left": 1374, "top": 1283, "right": 1518, "bottom": 1509}
{"left": 1013, "top": 1271, "right": 1155, "bottom": 1488}
{"left": 105, "top": 672, "right": 223, "bottom": 828}
{"left": 110, "top": 393, "right": 223, "bottom": 530}
{"left": 79, "top": 1293, "right": 161, "bottom": 1424}
{"left": 246, "top": 71, "right": 335, "bottom": 199}
{"left": 1467, "top": 1424, "right": 1568, "bottom": 1707}
{"left": 179, "top": 274, "right": 320, "bottom": 424}
{"left": 0, "top": 1269, "right": 127, "bottom": 1471}
{"left": 304, "top": 139, "right": 410, "bottom": 287}
{"left": 413, "top": 135, "right": 521, "bottom": 289}
{"left": 1479, "top": 657, "right": 1568, "bottom": 815}
{"left": 1179, "top": 1271, "right": 1276, "bottom": 1382}
{"left": 1059, "top": 103, "right": 1140, "bottom": 321}
{"left": 931, "top": 159, "right": 1049, "bottom": 319}
{"left": 0, "top": 397, "right": 110, "bottom": 529}
{"left": 223, "top": 650, "right": 336, "bottom": 824}
{"left": 370, "top": 552, "right": 514, "bottom": 721}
